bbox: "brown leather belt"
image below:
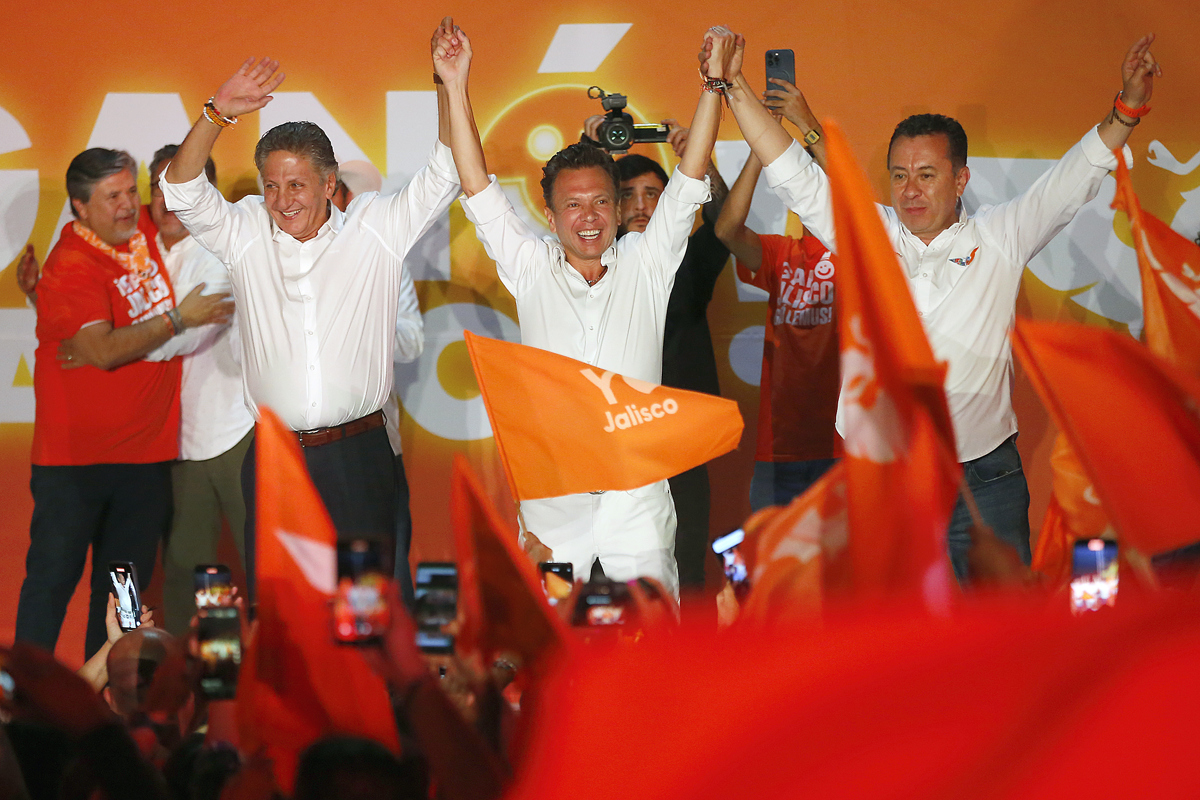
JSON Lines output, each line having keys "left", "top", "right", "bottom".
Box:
{"left": 295, "top": 410, "right": 386, "bottom": 448}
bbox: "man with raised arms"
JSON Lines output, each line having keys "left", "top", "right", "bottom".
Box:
{"left": 161, "top": 29, "right": 461, "bottom": 597}
{"left": 434, "top": 22, "right": 737, "bottom": 595}
{"left": 712, "top": 35, "right": 1161, "bottom": 582}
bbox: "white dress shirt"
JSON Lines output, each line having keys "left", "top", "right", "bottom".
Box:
{"left": 384, "top": 265, "right": 424, "bottom": 456}
{"left": 762, "top": 126, "right": 1126, "bottom": 461}
{"left": 161, "top": 142, "right": 459, "bottom": 431}
{"left": 460, "top": 167, "right": 710, "bottom": 594}
{"left": 145, "top": 234, "right": 254, "bottom": 461}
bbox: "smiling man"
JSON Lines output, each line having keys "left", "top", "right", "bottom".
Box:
{"left": 160, "top": 44, "right": 460, "bottom": 599}
{"left": 437, "top": 22, "right": 735, "bottom": 595}
{"left": 718, "top": 35, "right": 1162, "bottom": 583}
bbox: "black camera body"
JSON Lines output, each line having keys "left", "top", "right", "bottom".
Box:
{"left": 588, "top": 86, "right": 669, "bottom": 153}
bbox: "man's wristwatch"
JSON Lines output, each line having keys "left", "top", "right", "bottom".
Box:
{"left": 803, "top": 129, "right": 822, "bottom": 147}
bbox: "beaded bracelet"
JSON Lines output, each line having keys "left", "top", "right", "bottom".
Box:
{"left": 202, "top": 98, "right": 238, "bottom": 128}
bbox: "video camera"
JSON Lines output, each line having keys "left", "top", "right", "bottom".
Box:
{"left": 587, "top": 86, "right": 669, "bottom": 153}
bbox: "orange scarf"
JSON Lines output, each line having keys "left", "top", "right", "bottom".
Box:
{"left": 73, "top": 221, "right": 156, "bottom": 279}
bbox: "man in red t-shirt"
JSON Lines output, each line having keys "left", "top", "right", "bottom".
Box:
{"left": 716, "top": 82, "right": 840, "bottom": 511}
{"left": 15, "top": 148, "right": 231, "bottom": 658}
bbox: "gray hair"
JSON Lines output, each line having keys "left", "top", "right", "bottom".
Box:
{"left": 254, "top": 121, "right": 338, "bottom": 180}
{"left": 66, "top": 148, "right": 137, "bottom": 217}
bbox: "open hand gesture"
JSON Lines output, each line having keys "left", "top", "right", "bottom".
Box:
{"left": 1119, "top": 34, "right": 1161, "bottom": 109}
{"left": 432, "top": 17, "right": 472, "bottom": 86}
{"left": 700, "top": 26, "right": 744, "bottom": 82}
{"left": 176, "top": 282, "right": 235, "bottom": 329}
{"left": 211, "top": 57, "right": 286, "bottom": 119}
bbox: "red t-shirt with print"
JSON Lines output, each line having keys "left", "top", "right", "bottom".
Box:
{"left": 737, "top": 233, "right": 842, "bottom": 462}
{"left": 32, "top": 211, "right": 181, "bottom": 465}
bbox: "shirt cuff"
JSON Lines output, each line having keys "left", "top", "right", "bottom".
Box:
{"left": 1080, "top": 124, "right": 1133, "bottom": 170}
{"left": 427, "top": 139, "right": 460, "bottom": 185}
{"left": 459, "top": 176, "right": 509, "bottom": 225}
{"left": 664, "top": 166, "right": 712, "bottom": 205}
{"left": 160, "top": 168, "right": 213, "bottom": 213}
{"left": 762, "top": 140, "right": 814, "bottom": 191}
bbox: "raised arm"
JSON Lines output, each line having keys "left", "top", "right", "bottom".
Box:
{"left": 164, "top": 58, "right": 285, "bottom": 186}
{"left": 714, "top": 151, "right": 765, "bottom": 271}
{"left": 679, "top": 27, "right": 735, "bottom": 181}
{"left": 434, "top": 19, "right": 488, "bottom": 197}
{"left": 1097, "top": 34, "right": 1161, "bottom": 151}
{"left": 764, "top": 78, "right": 827, "bottom": 170}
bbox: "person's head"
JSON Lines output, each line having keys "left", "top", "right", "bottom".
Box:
{"left": 293, "top": 736, "right": 428, "bottom": 800}
{"left": 254, "top": 121, "right": 339, "bottom": 242}
{"left": 148, "top": 144, "right": 216, "bottom": 247}
{"left": 540, "top": 142, "right": 621, "bottom": 266}
{"left": 615, "top": 154, "right": 669, "bottom": 235}
{"left": 66, "top": 148, "right": 140, "bottom": 247}
{"left": 886, "top": 114, "right": 970, "bottom": 244}
{"left": 105, "top": 627, "right": 187, "bottom": 718}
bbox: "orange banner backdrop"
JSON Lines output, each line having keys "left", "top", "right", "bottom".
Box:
{"left": 1, "top": 0, "right": 1198, "bottom": 660}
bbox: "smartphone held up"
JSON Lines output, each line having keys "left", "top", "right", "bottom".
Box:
{"left": 1071, "top": 538, "right": 1118, "bottom": 614}
{"left": 108, "top": 561, "right": 142, "bottom": 632}
{"left": 414, "top": 562, "right": 457, "bottom": 654}
{"left": 334, "top": 539, "right": 392, "bottom": 645}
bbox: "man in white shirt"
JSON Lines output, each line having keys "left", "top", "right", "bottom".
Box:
{"left": 161, "top": 48, "right": 459, "bottom": 599}
{"left": 144, "top": 145, "right": 255, "bottom": 634}
{"left": 716, "top": 35, "right": 1162, "bottom": 582}
{"left": 435, "top": 22, "right": 736, "bottom": 595}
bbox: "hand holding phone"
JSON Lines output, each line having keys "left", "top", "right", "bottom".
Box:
{"left": 194, "top": 564, "right": 234, "bottom": 612}
{"left": 712, "top": 529, "right": 751, "bottom": 600}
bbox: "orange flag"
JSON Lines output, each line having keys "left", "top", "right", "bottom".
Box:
{"left": 451, "top": 455, "right": 570, "bottom": 676}
{"left": 1032, "top": 434, "right": 1112, "bottom": 587}
{"left": 1112, "top": 154, "right": 1200, "bottom": 375}
{"left": 237, "top": 407, "right": 400, "bottom": 792}
{"left": 463, "top": 330, "right": 743, "bottom": 500}
{"left": 823, "top": 120, "right": 961, "bottom": 601}
{"left": 1013, "top": 319, "right": 1200, "bottom": 555}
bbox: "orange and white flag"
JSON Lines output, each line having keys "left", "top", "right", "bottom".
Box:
{"left": 463, "top": 330, "right": 743, "bottom": 500}
{"left": 823, "top": 120, "right": 961, "bottom": 602}
{"left": 237, "top": 407, "right": 400, "bottom": 792}
{"left": 1013, "top": 319, "right": 1200, "bottom": 556}
{"left": 1032, "top": 434, "right": 1112, "bottom": 587}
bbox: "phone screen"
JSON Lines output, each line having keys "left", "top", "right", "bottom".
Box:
{"left": 414, "top": 562, "right": 457, "bottom": 653}
{"left": 1070, "top": 538, "right": 1118, "bottom": 614}
{"left": 571, "top": 579, "right": 631, "bottom": 627}
{"left": 539, "top": 561, "right": 574, "bottom": 606}
{"left": 712, "top": 529, "right": 750, "bottom": 599}
{"left": 333, "top": 539, "right": 392, "bottom": 644}
{"left": 197, "top": 607, "right": 242, "bottom": 700}
{"left": 108, "top": 562, "right": 141, "bottom": 632}
{"left": 194, "top": 564, "right": 234, "bottom": 611}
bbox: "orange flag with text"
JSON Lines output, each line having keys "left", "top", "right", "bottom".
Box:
{"left": 823, "top": 120, "right": 960, "bottom": 600}
{"left": 237, "top": 407, "right": 400, "bottom": 792}
{"left": 451, "top": 454, "right": 569, "bottom": 675}
{"left": 1013, "top": 319, "right": 1200, "bottom": 555}
{"left": 463, "top": 330, "right": 743, "bottom": 500}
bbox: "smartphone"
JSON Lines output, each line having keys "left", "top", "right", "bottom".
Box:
{"left": 108, "top": 561, "right": 142, "bottom": 632}
{"left": 194, "top": 564, "right": 233, "bottom": 612}
{"left": 765, "top": 49, "right": 796, "bottom": 89}
{"left": 333, "top": 539, "right": 392, "bottom": 644}
{"left": 0, "top": 654, "right": 13, "bottom": 702}
{"left": 414, "top": 562, "right": 457, "bottom": 654}
{"left": 197, "top": 606, "right": 242, "bottom": 700}
{"left": 1070, "top": 538, "right": 1119, "bottom": 614}
{"left": 571, "top": 578, "right": 632, "bottom": 627}
{"left": 539, "top": 561, "right": 574, "bottom": 606}
{"left": 712, "top": 528, "right": 751, "bottom": 600}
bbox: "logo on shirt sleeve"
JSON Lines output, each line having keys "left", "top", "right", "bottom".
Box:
{"left": 949, "top": 246, "right": 979, "bottom": 267}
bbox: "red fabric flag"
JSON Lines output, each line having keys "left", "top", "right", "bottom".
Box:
{"left": 1111, "top": 154, "right": 1200, "bottom": 375}
{"left": 1013, "top": 319, "right": 1200, "bottom": 555}
{"left": 237, "top": 407, "right": 399, "bottom": 792}
{"left": 823, "top": 120, "right": 961, "bottom": 601}
{"left": 463, "top": 331, "right": 743, "bottom": 500}
{"left": 450, "top": 454, "right": 570, "bottom": 676}
{"left": 506, "top": 592, "right": 1200, "bottom": 800}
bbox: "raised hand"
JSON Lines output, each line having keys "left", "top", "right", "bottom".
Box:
{"left": 1120, "top": 34, "right": 1161, "bottom": 109}
{"left": 764, "top": 78, "right": 819, "bottom": 130}
{"left": 432, "top": 16, "right": 472, "bottom": 86}
{"left": 701, "top": 26, "right": 743, "bottom": 82}
{"left": 176, "top": 282, "right": 234, "bottom": 329}
{"left": 211, "top": 57, "right": 286, "bottom": 119}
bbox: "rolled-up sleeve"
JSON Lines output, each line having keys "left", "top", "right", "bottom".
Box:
{"left": 160, "top": 172, "right": 246, "bottom": 270}
{"left": 461, "top": 177, "right": 546, "bottom": 298}
{"left": 636, "top": 167, "right": 710, "bottom": 282}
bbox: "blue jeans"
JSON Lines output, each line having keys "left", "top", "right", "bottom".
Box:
{"left": 749, "top": 458, "right": 839, "bottom": 513}
{"left": 947, "top": 435, "right": 1032, "bottom": 585}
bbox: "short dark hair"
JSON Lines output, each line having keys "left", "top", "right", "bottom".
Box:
{"left": 65, "top": 148, "right": 136, "bottom": 217}
{"left": 254, "top": 121, "right": 338, "bottom": 180}
{"left": 615, "top": 153, "right": 669, "bottom": 188}
{"left": 540, "top": 141, "right": 620, "bottom": 208}
{"left": 887, "top": 114, "right": 968, "bottom": 172}
{"left": 293, "top": 736, "right": 428, "bottom": 800}
{"left": 149, "top": 144, "right": 216, "bottom": 187}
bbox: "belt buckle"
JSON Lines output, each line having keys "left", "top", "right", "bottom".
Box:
{"left": 589, "top": 490, "right": 606, "bottom": 495}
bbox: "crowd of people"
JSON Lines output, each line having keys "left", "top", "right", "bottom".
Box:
{"left": 0, "top": 14, "right": 1171, "bottom": 800}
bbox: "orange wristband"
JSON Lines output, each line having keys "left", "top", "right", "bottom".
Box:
{"left": 1114, "top": 91, "right": 1150, "bottom": 120}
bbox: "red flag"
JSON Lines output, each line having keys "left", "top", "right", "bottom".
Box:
{"left": 1013, "top": 319, "right": 1200, "bottom": 555}
{"left": 1111, "top": 154, "right": 1200, "bottom": 375}
{"left": 237, "top": 407, "right": 399, "bottom": 792}
{"left": 823, "top": 120, "right": 960, "bottom": 600}
{"left": 463, "top": 331, "right": 743, "bottom": 500}
{"left": 451, "top": 455, "right": 570, "bottom": 676}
